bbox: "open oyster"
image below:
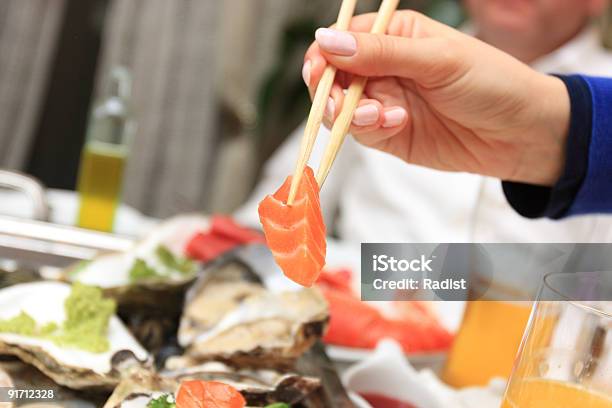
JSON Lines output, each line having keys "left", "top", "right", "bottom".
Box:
{"left": 74, "top": 214, "right": 210, "bottom": 285}
{"left": 104, "top": 362, "right": 321, "bottom": 408}
{"left": 177, "top": 261, "right": 329, "bottom": 368}
{"left": 63, "top": 215, "right": 210, "bottom": 307}
{"left": 178, "top": 259, "right": 265, "bottom": 346}
{"left": 0, "top": 282, "right": 150, "bottom": 390}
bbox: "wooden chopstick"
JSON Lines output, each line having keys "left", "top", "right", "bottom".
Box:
{"left": 316, "top": 0, "right": 400, "bottom": 186}
{"left": 287, "top": 0, "right": 358, "bottom": 206}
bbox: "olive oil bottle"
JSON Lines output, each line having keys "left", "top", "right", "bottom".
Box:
{"left": 76, "top": 68, "right": 134, "bottom": 232}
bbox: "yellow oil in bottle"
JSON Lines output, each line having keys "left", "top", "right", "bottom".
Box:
{"left": 77, "top": 141, "right": 127, "bottom": 232}
{"left": 76, "top": 67, "right": 133, "bottom": 232}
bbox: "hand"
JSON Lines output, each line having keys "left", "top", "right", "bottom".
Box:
{"left": 303, "top": 11, "right": 570, "bottom": 186}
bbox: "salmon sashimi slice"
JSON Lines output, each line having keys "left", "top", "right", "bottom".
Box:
{"left": 258, "top": 166, "right": 326, "bottom": 287}
{"left": 320, "top": 287, "right": 454, "bottom": 352}
{"left": 175, "top": 380, "right": 246, "bottom": 408}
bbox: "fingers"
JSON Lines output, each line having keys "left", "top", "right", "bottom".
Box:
{"left": 351, "top": 104, "right": 409, "bottom": 134}
{"left": 322, "top": 95, "right": 408, "bottom": 136}
{"left": 352, "top": 99, "right": 384, "bottom": 129}
{"left": 315, "top": 29, "right": 466, "bottom": 88}
{"left": 304, "top": 10, "right": 460, "bottom": 87}
{"left": 303, "top": 43, "right": 328, "bottom": 95}
{"left": 322, "top": 84, "right": 345, "bottom": 128}
{"left": 352, "top": 106, "right": 411, "bottom": 152}
{"left": 381, "top": 107, "right": 408, "bottom": 128}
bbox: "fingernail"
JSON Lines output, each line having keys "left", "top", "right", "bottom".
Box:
{"left": 325, "top": 97, "right": 335, "bottom": 118}
{"left": 352, "top": 105, "right": 379, "bottom": 126}
{"left": 315, "top": 28, "right": 357, "bottom": 56}
{"left": 383, "top": 108, "right": 407, "bottom": 128}
{"left": 302, "top": 60, "right": 311, "bottom": 86}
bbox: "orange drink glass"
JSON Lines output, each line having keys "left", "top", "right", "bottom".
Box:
{"left": 443, "top": 300, "right": 532, "bottom": 387}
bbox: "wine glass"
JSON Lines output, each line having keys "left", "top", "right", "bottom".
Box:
{"left": 501, "top": 271, "right": 612, "bottom": 408}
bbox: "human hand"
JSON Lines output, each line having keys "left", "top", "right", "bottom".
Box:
{"left": 303, "top": 11, "right": 570, "bottom": 186}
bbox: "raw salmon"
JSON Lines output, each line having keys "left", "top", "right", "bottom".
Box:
{"left": 185, "top": 216, "right": 264, "bottom": 263}
{"left": 258, "top": 166, "right": 326, "bottom": 287}
{"left": 175, "top": 380, "right": 246, "bottom": 408}
{"left": 320, "top": 286, "right": 454, "bottom": 353}
{"left": 210, "top": 215, "right": 265, "bottom": 244}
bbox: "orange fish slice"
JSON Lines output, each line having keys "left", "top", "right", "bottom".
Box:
{"left": 258, "top": 166, "right": 326, "bottom": 287}
{"left": 175, "top": 380, "right": 246, "bottom": 408}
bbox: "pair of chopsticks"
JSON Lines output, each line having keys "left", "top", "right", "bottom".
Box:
{"left": 287, "top": 0, "right": 400, "bottom": 205}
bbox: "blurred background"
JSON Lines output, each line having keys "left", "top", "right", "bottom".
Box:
{"left": 0, "top": 0, "right": 611, "bottom": 220}
{"left": 0, "top": 0, "right": 465, "bottom": 219}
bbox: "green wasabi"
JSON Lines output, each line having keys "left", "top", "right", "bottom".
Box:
{"left": 155, "top": 245, "right": 194, "bottom": 274}
{"left": 147, "top": 395, "right": 176, "bottom": 408}
{"left": 0, "top": 312, "right": 36, "bottom": 336}
{"left": 0, "top": 283, "right": 116, "bottom": 353}
{"left": 128, "top": 245, "right": 195, "bottom": 283}
{"left": 128, "top": 259, "right": 158, "bottom": 282}
{"left": 51, "top": 282, "right": 116, "bottom": 353}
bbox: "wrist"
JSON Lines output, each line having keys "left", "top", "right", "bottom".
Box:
{"left": 514, "top": 74, "right": 570, "bottom": 186}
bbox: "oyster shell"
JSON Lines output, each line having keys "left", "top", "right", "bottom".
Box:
{"left": 168, "top": 362, "right": 321, "bottom": 406}
{"left": 103, "top": 369, "right": 177, "bottom": 408}
{"left": 178, "top": 259, "right": 265, "bottom": 346}
{"left": 178, "top": 263, "right": 329, "bottom": 368}
{"left": 64, "top": 214, "right": 210, "bottom": 296}
{"left": 60, "top": 215, "right": 210, "bottom": 341}
{"left": 0, "top": 359, "right": 106, "bottom": 407}
{"left": 66, "top": 252, "right": 194, "bottom": 317}
{"left": 104, "top": 362, "right": 321, "bottom": 407}
{"left": 0, "top": 282, "right": 151, "bottom": 390}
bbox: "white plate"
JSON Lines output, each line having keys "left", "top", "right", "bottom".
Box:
{"left": 327, "top": 344, "right": 447, "bottom": 367}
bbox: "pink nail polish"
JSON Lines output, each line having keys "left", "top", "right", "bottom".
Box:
{"left": 315, "top": 28, "right": 357, "bottom": 56}
{"left": 302, "top": 60, "right": 311, "bottom": 86}
{"left": 383, "top": 108, "right": 407, "bottom": 128}
{"left": 325, "top": 97, "right": 335, "bottom": 118}
{"left": 352, "top": 105, "right": 379, "bottom": 126}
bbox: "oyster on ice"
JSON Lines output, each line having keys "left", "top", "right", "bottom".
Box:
{"left": 104, "top": 362, "right": 321, "bottom": 408}
{"left": 177, "top": 262, "right": 329, "bottom": 368}
{"left": 0, "top": 282, "right": 151, "bottom": 390}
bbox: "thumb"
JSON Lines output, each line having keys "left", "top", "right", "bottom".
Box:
{"left": 315, "top": 28, "right": 465, "bottom": 88}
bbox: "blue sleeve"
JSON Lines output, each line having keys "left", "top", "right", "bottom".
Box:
{"left": 503, "top": 75, "right": 612, "bottom": 218}
{"left": 567, "top": 76, "right": 612, "bottom": 216}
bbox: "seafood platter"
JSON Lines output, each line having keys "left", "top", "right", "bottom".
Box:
{"left": 0, "top": 214, "right": 352, "bottom": 408}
